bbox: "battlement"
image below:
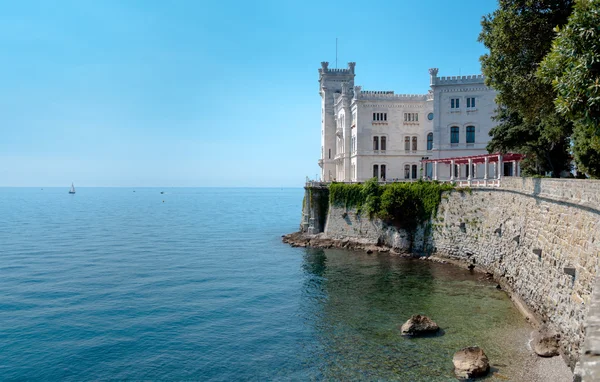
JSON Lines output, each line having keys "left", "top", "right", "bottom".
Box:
{"left": 319, "top": 62, "right": 356, "bottom": 77}
{"left": 433, "top": 74, "right": 485, "bottom": 85}
{"left": 361, "top": 90, "right": 395, "bottom": 95}
{"left": 355, "top": 87, "right": 428, "bottom": 101}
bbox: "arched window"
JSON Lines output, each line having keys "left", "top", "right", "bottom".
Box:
{"left": 412, "top": 136, "right": 418, "bottom": 151}
{"left": 373, "top": 164, "right": 379, "bottom": 179}
{"left": 411, "top": 165, "right": 418, "bottom": 179}
{"left": 466, "top": 126, "right": 475, "bottom": 144}
{"left": 404, "top": 165, "right": 410, "bottom": 179}
{"left": 380, "top": 165, "right": 386, "bottom": 181}
{"left": 373, "top": 136, "right": 379, "bottom": 151}
{"left": 451, "top": 126, "right": 460, "bottom": 144}
{"left": 427, "top": 133, "right": 433, "bottom": 151}
{"left": 404, "top": 137, "right": 410, "bottom": 151}
{"left": 381, "top": 136, "right": 387, "bottom": 151}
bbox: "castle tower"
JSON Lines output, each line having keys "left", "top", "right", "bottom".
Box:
{"left": 318, "top": 61, "right": 355, "bottom": 181}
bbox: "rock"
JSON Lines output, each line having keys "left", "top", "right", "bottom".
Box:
{"left": 533, "top": 326, "right": 560, "bottom": 357}
{"left": 366, "top": 249, "right": 373, "bottom": 254}
{"left": 453, "top": 346, "right": 490, "bottom": 379}
{"left": 400, "top": 314, "right": 440, "bottom": 336}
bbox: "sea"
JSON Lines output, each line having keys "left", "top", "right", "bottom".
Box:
{"left": 0, "top": 187, "right": 535, "bottom": 381}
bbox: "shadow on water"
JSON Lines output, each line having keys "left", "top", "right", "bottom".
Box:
{"left": 301, "top": 248, "right": 327, "bottom": 278}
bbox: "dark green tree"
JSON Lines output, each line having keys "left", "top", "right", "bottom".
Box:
{"left": 479, "top": 0, "right": 575, "bottom": 176}
{"left": 538, "top": 0, "right": 600, "bottom": 177}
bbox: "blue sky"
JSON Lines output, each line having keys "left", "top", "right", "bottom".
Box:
{"left": 0, "top": 0, "right": 498, "bottom": 187}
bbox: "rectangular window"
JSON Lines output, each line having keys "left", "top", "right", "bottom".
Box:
{"left": 373, "top": 136, "right": 379, "bottom": 151}
{"left": 412, "top": 136, "right": 417, "bottom": 151}
{"left": 405, "top": 137, "right": 410, "bottom": 151}
{"left": 373, "top": 164, "right": 379, "bottom": 179}
{"left": 451, "top": 98, "right": 460, "bottom": 109}
{"left": 451, "top": 126, "right": 459, "bottom": 144}
{"left": 329, "top": 148, "right": 331, "bottom": 159}
{"left": 411, "top": 165, "right": 418, "bottom": 179}
{"left": 467, "top": 97, "right": 476, "bottom": 108}
{"left": 403, "top": 113, "right": 419, "bottom": 122}
{"left": 381, "top": 136, "right": 387, "bottom": 151}
{"left": 466, "top": 126, "right": 475, "bottom": 144}
{"left": 373, "top": 112, "right": 387, "bottom": 122}
{"left": 427, "top": 133, "right": 433, "bottom": 151}
{"left": 380, "top": 165, "right": 386, "bottom": 181}
{"left": 404, "top": 165, "right": 410, "bottom": 179}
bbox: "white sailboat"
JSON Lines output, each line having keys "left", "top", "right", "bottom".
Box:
{"left": 69, "top": 183, "right": 76, "bottom": 194}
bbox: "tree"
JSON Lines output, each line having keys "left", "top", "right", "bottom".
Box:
{"left": 538, "top": 0, "right": 600, "bottom": 177}
{"left": 479, "top": 0, "right": 575, "bottom": 176}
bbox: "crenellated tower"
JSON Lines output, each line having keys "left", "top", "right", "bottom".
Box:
{"left": 318, "top": 61, "right": 355, "bottom": 181}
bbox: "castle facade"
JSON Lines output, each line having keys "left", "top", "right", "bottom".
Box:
{"left": 318, "top": 62, "right": 498, "bottom": 181}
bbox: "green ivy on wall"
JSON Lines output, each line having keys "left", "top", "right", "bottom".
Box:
{"left": 329, "top": 179, "right": 455, "bottom": 229}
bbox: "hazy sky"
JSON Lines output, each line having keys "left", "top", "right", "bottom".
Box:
{"left": 0, "top": 0, "right": 498, "bottom": 187}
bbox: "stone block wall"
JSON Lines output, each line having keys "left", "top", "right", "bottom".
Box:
{"left": 304, "top": 178, "right": 600, "bottom": 367}
{"left": 431, "top": 179, "right": 600, "bottom": 367}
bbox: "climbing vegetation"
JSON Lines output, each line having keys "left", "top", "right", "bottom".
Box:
{"left": 329, "top": 179, "right": 454, "bottom": 229}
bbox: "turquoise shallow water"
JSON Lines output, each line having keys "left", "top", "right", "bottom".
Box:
{"left": 0, "top": 187, "right": 531, "bottom": 380}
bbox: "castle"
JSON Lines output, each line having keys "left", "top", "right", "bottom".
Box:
{"left": 318, "top": 62, "right": 499, "bottom": 182}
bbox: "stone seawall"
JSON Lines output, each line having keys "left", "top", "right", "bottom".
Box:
{"left": 431, "top": 178, "right": 600, "bottom": 368}
{"left": 294, "top": 178, "right": 600, "bottom": 372}
{"left": 324, "top": 206, "right": 429, "bottom": 254}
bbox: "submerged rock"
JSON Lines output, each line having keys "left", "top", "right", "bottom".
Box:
{"left": 453, "top": 346, "right": 490, "bottom": 379}
{"left": 533, "top": 326, "right": 560, "bottom": 357}
{"left": 400, "top": 314, "right": 439, "bottom": 336}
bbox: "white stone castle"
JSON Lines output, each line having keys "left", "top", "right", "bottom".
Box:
{"left": 318, "top": 62, "right": 498, "bottom": 182}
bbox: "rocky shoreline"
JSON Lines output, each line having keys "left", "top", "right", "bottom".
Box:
{"left": 282, "top": 231, "right": 411, "bottom": 255}
{"left": 282, "top": 230, "right": 574, "bottom": 380}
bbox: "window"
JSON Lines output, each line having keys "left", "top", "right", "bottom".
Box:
{"left": 466, "top": 97, "right": 476, "bottom": 108}
{"left": 373, "top": 164, "right": 379, "bottom": 179}
{"left": 412, "top": 137, "right": 417, "bottom": 151}
{"left": 450, "top": 126, "right": 459, "bottom": 144}
{"left": 404, "top": 113, "right": 419, "bottom": 122}
{"left": 405, "top": 137, "right": 410, "bottom": 152}
{"left": 380, "top": 165, "right": 386, "bottom": 181}
{"left": 329, "top": 148, "right": 331, "bottom": 159}
{"left": 351, "top": 136, "right": 356, "bottom": 153}
{"left": 427, "top": 112, "right": 434, "bottom": 121}
{"left": 427, "top": 133, "right": 433, "bottom": 151}
{"left": 381, "top": 136, "right": 387, "bottom": 151}
{"left": 412, "top": 165, "right": 418, "bottom": 179}
{"left": 466, "top": 126, "right": 475, "bottom": 144}
{"left": 426, "top": 163, "right": 433, "bottom": 178}
{"left": 373, "top": 136, "right": 379, "bottom": 151}
{"left": 451, "top": 98, "right": 460, "bottom": 109}
{"left": 404, "top": 165, "right": 410, "bottom": 179}
{"left": 373, "top": 112, "right": 387, "bottom": 121}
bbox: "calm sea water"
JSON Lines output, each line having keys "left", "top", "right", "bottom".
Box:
{"left": 0, "top": 188, "right": 532, "bottom": 381}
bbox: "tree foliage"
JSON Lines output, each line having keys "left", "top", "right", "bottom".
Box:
{"left": 479, "top": 0, "right": 575, "bottom": 176}
{"left": 538, "top": 0, "right": 600, "bottom": 177}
